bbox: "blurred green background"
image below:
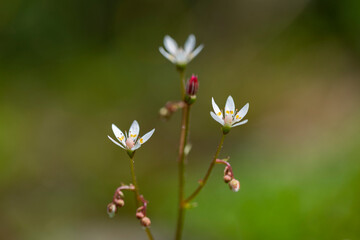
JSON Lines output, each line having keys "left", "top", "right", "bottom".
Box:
{"left": 1, "top": 0, "right": 360, "bottom": 239}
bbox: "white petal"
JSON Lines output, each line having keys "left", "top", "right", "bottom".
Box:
{"left": 159, "top": 47, "right": 175, "bottom": 63}
{"left": 184, "top": 34, "right": 196, "bottom": 54}
{"left": 232, "top": 119, "right": 248, "bottom": 127}
{"left": 189, "top": 44, "right": 203, "bottom": 60}
{"left": 129, "top": 120, "right": 140, "bottom": 140}
{"left": 108, "top": 136, "right": 125, "bottom": 149}
{"left": 225, "top": 95, "right": 235, "bottom": 117}
{"left": 164, "top": 35, "right": 178, "bottom": 55}
{"left": 111, "top": 124, "right": 126, "bottom": 146}
{"left": 211, "top": 97, "right": 223, "bottom": 119}
{"left": 137, "top": 128, "right": 155, "bottom": 145}
{"left": 131, "top": 142, "right": 141, "bottom": 151}
{"left": 175, "top": 50, "right": 188, "bottom": 65}
{"left": 234, "top": 103, "right": 249, "bottom": 123}
{"left": 210, "top": 111, "right": 224, "bottom": 125}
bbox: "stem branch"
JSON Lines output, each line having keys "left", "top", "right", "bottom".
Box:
{"left": 185, "top": 133, "right": 225, "bottom": 203}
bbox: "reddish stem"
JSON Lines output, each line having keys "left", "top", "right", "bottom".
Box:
{"left": 215, "top": 159, "right": 234, "bottom": 178}
{"left": 139, "top": 195, "right": 148, "bottom": 215}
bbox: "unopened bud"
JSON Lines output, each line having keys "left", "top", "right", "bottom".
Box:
{"left": 115, "top": 190, "right": 124, "bottom": 199}
{"left": 229, "top": 179, "right": 240, "bottom": 192}
{"left": 136, "top": 211, "right": 145, "bottom": 219}
{"left": 159, "top": 107, "right": 169, "bottom": 117}
{"left": 136, "top": 206, "right": 145, "bottom": 212}
{"left": 223, "top": 175, "right": 232, "bottom": 183}
{"left": 186, "top": 75, "right": 199, "bottom": 96}
{"left": 114, "top": 198, "right": 125, "bottom": 207}
{"left": 107, "top": 203, "right": 117, "bottom": 218}
{"left": 140, "top": 216, "right": 151, "bottom": 227}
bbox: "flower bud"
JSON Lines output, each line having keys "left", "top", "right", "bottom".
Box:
{"left": 115, "top": 190, "right": 124, "bottom": 199}
{"left": 186, "top": 75, "right": 199, "bottom": 96}
{"left": 136, "top": 211, "right": 145, "bottom": 219}
{"left": 114, "top": 198, "right": 125, "bottom": 207}
{"left": 159, "top": 107, "right": 169, "bottom": 118}
{"left": 136, "top": 206, "right": 145, "bottom": 212}
{"left": 223, "top": 175, "right": 232, "bottom": 183}
{"left": 107, "top": 203, "right": 117, "bottom": 218}
{"left": 140, "top": 216, "right": 151, "bottom": 227}
{"left": 229, "top": 179, "right": 240, "bottom": 192}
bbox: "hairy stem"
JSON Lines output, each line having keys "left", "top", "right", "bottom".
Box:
{"left": 129, "top": 155, "right": 154, "bottom": 240}
{"left": 185, "top": 133, "right": 225, "bottom": 203}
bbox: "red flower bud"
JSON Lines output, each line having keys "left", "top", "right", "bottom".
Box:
{"left": 186, "top": 75, "right": 199, "bottom": 96}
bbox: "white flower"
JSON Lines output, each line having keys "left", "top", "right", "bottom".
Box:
{"left": 159, "top": 34, "right": 204, "bottom": 66}
{"left": 108, "top": 120, "right": 155, "bottom": 151}
{"left": 210, "top": 96, "right": 249, "bottom": 128}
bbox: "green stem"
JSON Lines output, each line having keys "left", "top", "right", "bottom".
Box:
{"left": 177, "top": 66, "right": 186, "bottom": 98}
{"left": 174, "top": 67, "right": 190, "bottom": 240}
{"left": 129, "top": 154, "right": 155, "bottom": 240}
{"left": 184, "top": 133, "right": 225, "bottom": 203}
{"left": 175, "top": 104, "right": 191, "bottom": 240}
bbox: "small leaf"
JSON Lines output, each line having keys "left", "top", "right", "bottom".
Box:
{"left": 184, "top": 143, "right": 192, "bottom": 156}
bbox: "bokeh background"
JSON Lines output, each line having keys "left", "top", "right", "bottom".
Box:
{"left": 1, "top": 0, "right": 360, "bottom": 239}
